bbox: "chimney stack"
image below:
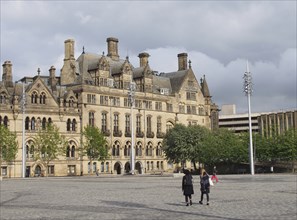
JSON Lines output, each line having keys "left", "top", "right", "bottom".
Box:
{"left": 2, "top": 61, "right": 13, "bottom": 87}
{"left": 177, "top": 53, "right": 188, "bottom": 71}
{"left": 49, "top": 66, "right": 57, "bottom": 90}
{"left": 106, "top": 37, "right": 119, "bottom": 60}
{"left": 138, "top": 52, "right": 150, "bottom": 67}
{"left": 64, "top": 39, "right": 75, "bottom": 61}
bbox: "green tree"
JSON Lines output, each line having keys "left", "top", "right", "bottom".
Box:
{"left": 83, "top": 125, "right": 108, "bottom": 174}
{"left": 34, "top": 124, "right": 67, "bottom": 176}
{"left": 162, "top": 124, "right": 189, "bottom": 166}
{"left": 0, "top": 125, "right": 18, "bottom": 177}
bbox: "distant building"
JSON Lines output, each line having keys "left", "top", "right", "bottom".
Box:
{"left": 219, "top": 105, "right": 297, "bottom": 134}
{"left": 0, "top": 37, "right": 219, "bottom": 178}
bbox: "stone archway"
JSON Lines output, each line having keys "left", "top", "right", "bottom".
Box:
{"left": 135, "top": 161, "right": 142, "bottom": 174}
{"left": 124, "top": 162, "right": 130, "bottom": 174}
{"left": 35, "top": 165, "right": 42, "bottom": 177}
{"left": 114, "top": 162, "right": 122, "bottom": 174}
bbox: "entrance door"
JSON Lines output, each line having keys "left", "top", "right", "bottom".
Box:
{"left": 25, "top": 166, "right": 31, "bottom": 177}
{"left": 35, "top": 165, "right": 41, "bottom": 177}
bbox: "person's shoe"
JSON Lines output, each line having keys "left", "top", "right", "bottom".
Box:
{"left": 190, "top": 200, "right": 192, "bottom": 205}
{"left": 199, "top": 201, "right": 203, "bottom": 205}
{"left": 207, "top": 203, "right": 209, "bottom": 206}
{"left": 186, "top": 203, "right": 189, "bottom": 206}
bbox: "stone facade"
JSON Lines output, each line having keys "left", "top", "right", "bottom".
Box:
{"left": 0, "top": 37, "right": 219, "bottom": 178}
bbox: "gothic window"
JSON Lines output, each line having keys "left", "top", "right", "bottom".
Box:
{"left": 25, "top": 117, "right": 30, "bottom": 130}
{"left": 40, "top": 92, "right": 46, "bottom": 104}
{"left": 69, "top": 96, "right": 75, "bottom": 107}
{"left": 72, "top": 119, "right": 76, "bottom": 131}
{"left": 166, "top": 121, "right": 174, "bottom": 133}
{"left": 26, "top": 140, "right": 34, "bottom": 159}
{"left": 67, "top": 119, "right": 71, "bottom": 131}
{"left": 66, "top": 146, "right": 70, "bottom": 157}
{"left": 31, "top": 91, "right": 38, "bottom": 104}
{"left": 124, "top": 141, "right": 131, "bottom": 157}
{"left": 112, "top": 141, "right": 120, "bottom": 156}
{"left": 31, "top": 117, "right": 36, "bottom": 130}
{"left": 101, "top": 162, "right": 104, "bottom": 172}
{"left": 71, "top": 146, "right": 75, "bottom": 157}
{"left": 89, "top": 112, "right": 95, "bottom": 127}
{"left": 42, "top": 117, "right": 46, "bottom": 130}
{"left": 136, "top": 141, "right": 142, "bottom": 156}
{"left": 156, "top": 142, "right": 163, "bottom": 156}
{"left": 48, "top": 118, "right": 52, "bottom": 125}
{"left": 146, "top": 142, "right": 153, "bottom": 156}
{"left": 3, "top": 116, "right": 8, "bottom": 127}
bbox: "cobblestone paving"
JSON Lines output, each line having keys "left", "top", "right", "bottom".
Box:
{"left": 0, "top": 174, "right": 296, "bottom": 220}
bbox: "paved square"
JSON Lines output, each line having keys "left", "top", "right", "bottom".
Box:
{"left": 0, "top": 174, "right": 296, "bottom": 220}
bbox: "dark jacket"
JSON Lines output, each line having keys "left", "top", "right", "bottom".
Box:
{"left": 200, "top": 174, "right": 210, "bottom": 194}
{"left": 182, "top": 174, "right": 194, "bottom": 196}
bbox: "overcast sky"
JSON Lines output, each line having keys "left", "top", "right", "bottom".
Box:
{"left": 1, "top": 0, "right": 296, "bottom": 114}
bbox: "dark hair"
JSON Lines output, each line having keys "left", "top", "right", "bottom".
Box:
{"left": 184, "top": 169, "right": 190, "bottom": 175}
{"left": 203, "top": 171, "right": 207, "bottom": 176}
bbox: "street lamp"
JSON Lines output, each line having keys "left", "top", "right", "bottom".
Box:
{"left": 16, "top": 80, "right": 26, "bottom": 178}
{"left": 243, "top": 60, "right": 255, "bottom": 175}
{"left": 128, "top": 81, "right": 136, "bottom": 174}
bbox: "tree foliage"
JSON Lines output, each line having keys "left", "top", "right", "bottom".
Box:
{"left": 162, "top": 124, "right": 297, "bottom": 170}
{"left": 82, "top": 125, "right": 108, "bottom": 173}
{"left": 34, "top": 124, "right": 67, "bottom": 176}
{"left": 0, "top": 125, "right": 18, "bottom": 175}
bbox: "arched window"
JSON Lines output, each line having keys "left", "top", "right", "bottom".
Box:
{"left": 42, "top": 117, "right": 46, "bottom": 130}
{"left": 166, "top": 121, "right": 174, "bottom": 132}
{"left": 146, "top": 142, "right": 153, "bottom": 156}
{"left": 67, "top": 119, "right": 71, "bottom": 131}
{"left": 101, "top": 162, "right": 104, "bottom": 172}
{"left": 93, "top": 162, "right": 97, "bottom": 173}
{"left": 105, "top": 162, "right": 109, "bottom": 172}
{"left": 31, "top": 117, "right": 36, "bottom": 130}
{"left": 25, "top": 117, "right": 30, "bottom": 130}
{"left": 71, "top": 146, "right": 75, "bottom": 157}
{"left": 31, "top": 91, "right": 38, "bottom": 104}
{"left": 66, "top": 146, "right": 70, "bottom": 157}
{"left": 72, "top": 119, "right": 76, "bottom": 131}
{"left": 48, "top": 118, "right": 52, "bottom": 125}
{"left": 156, "top": 142, "right": 163, "bottom": 156}
{"left": 124, "top": 141, "right": 131, "bottom": 157}
{"left": 26, "top": 145, "right": 29, "bottom": 159}
{"left": 40, "top": 92, "right": 46, "bottom": 104}
{"left": 3, "top": 116, "right": 8, "bottom": 127}
{"left": 136, "top": 141, "right": 142, "bottom": 156}
{"left": 112, "top": 141, "right": 120, "bottom": 156}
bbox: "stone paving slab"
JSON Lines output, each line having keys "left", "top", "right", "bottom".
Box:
{"left": 0, "top": 174, "right": 296, "bottom": 220}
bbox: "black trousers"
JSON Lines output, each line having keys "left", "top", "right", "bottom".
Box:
{"left": 200, "top": 191, "right": 209, "bottom": 202}
{"left": 185, "top": 195, "right": 192, "bottom": 203}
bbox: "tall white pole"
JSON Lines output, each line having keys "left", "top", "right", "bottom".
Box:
{"left": 129, "top": 81, "right": 136, "bottom": 174}
{"left": 21, "top": 82, "right": 26, "bottom": 178}
{"left": 244, "top": 60, "right": 254, "bottom": 175}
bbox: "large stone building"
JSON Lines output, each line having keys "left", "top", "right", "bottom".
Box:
{"left": 0, "top": 37, "right": 218, "bottom": 178}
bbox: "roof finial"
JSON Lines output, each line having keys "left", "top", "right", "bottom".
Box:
{"left": 188, "top": 60, "right": 192, "bottom": 68}
{"left": 102, "top": 51, "right": 105, "bottom": 56}
{"left": 126, "top": 55, "right": 129, "bottom": 61}
{"left": 82, "top": 46, "right": 85, "bottom": 54}
{"left": 37, "top": 68, "right": 40, "bottom": 75}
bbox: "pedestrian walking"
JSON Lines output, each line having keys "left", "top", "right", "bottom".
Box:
{"left": 199, "top": 171, "right": 210, "bottom": 205}
{"left": 182, "top": 169, "right": 194, "bottom": 206}
{"left": 211, "top": 166, "right": 219, "bottom": 183}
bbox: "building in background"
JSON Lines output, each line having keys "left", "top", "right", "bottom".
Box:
{"left": 219, "top": 104, "right": 296, "bottom": 134}
{"left": 0, "top": 37, "right": 219, "bottom": 178}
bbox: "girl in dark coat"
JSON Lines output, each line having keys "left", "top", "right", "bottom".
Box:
{"left": 199, "top": 171, "right": 210, "bottom": 205}
{"left": 182, "top": 169, "right": 194, "bottom": 206}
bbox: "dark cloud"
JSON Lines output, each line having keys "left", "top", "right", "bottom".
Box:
{"left": 1, "top": 1, "right": 296, "bottom": 113}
